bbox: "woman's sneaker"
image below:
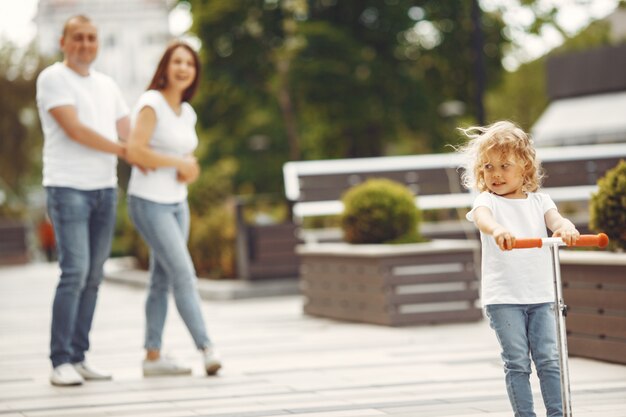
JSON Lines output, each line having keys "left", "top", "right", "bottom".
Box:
{"left": 50, "top": 363, "right": 84, "bottom": 386}
{"left": 142, "top": 356, "right": 192, "bottom": 377}
{"left": 203, "top": 347, "right": 222, "bottom": 376}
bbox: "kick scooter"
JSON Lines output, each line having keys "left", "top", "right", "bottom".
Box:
{"left": 511, "top": 233, "right": 609, "bottom": 417}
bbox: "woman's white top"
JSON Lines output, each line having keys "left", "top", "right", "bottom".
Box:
{"left": 466, "top": 191, "right": 557, "bottom": 306}
{"left": 36, "top": 62, "right": 128, "bottom": 189}
{"left": 128, "top": 90, "right": 198, "bottom": 204}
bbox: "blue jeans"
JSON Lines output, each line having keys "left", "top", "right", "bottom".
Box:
{"left": 486, "top": 303, "right": 563, "bottom": 417}
{"left": 46, "top": 186, "right": 117, "bottom": 368}
{"left": 128, "top": 195, "right": 211, "bottom": 351}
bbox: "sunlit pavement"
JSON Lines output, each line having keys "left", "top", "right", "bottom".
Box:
{"left": 1, "top": 262, "right": 625, "bottom": 417}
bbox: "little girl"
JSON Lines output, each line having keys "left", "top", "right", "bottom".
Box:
{"left": 458, "top": 121, "right": 579, "bottom": 417}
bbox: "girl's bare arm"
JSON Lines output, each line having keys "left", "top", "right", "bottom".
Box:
{"left": 473, "top": 206, "right": 515, "bottom": 251}
{"left": 545, "top": 208, "right": 579, "bottom": 246}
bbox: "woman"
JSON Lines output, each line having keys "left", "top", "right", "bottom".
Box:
{"left": 126, "top": 41, "right": 221, "bottom": 377}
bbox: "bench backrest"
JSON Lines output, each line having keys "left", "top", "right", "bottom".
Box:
{"left": 283, "top": 143, "right": 626, "bottom": 220}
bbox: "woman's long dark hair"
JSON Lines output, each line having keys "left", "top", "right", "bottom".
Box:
{"left": 147, "top": 41, "right": 201, "bottom": 103}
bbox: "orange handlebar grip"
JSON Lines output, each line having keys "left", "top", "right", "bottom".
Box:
{"left": 574, "top": 233, "right": 609, "bottom": 248}
{"left": 513, "top": 238, "right": 543, "bottom": 249}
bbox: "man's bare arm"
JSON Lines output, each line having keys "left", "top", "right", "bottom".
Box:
{"left": 49, "top": 105, "right": 125, "bottom": 157}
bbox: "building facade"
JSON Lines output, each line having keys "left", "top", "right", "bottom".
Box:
{"left": 531, "top": 7, "right": 626, "bottom": 147}
{"left": 35, "top": 0, "right": 174, "bottom": 107}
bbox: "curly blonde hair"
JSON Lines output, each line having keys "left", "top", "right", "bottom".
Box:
{"left": 456, "top": 120, "right": 544, "bottom": 193}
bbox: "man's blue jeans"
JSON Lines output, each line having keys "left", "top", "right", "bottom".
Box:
{"left": 128, "top": 195, "right": 211, "bottom": 351}
{"left": 486, "top": 303, "right": 563, "bottom": 417}
{"left": 46, "top": 186, "right": 117, "bottom": 368}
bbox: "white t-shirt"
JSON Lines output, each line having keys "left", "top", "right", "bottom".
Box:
{"left": 127, "top": 90, "right": 198, "bottom": 204}
{"left": 466, "top": 191, "right": 557, "bottom": 306}
{"left": 36, "top": 62, "right": 128, "bottom": 189}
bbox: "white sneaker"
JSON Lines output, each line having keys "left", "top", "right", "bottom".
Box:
{"left": 203, "top": 347, "right": 222, "bottom": 376}
{"left": 50, "top": 363, "right": 84, "bottom": 386}
{"left": 73, "top": 361, "right": 112, "bottom": 381}
{"left": 142, "top": 356, "right": 192, "bottom": 377}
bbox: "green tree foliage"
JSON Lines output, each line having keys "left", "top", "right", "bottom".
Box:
{"left": 485, "top": 58, "right": 547, "bottom": 131}
{"left": 187, "top": 158, "right": 239, "bottom": 278}
{"left": 551, "top": 18, "right": 614, "bottom": 54}
{"left": 187, "top": 0, "right": 507, "bottom": 195}
{"left": 290, "top": 1, "right": 433, "bottom": 158}
{"left": 188, "top": 0, "right": 290, "bottom": 195}
{"left": 486, "top": 13, "right": 615, "bottom": 131}
{"left": 0, "top": 41, "right": 45, "bottom": 201}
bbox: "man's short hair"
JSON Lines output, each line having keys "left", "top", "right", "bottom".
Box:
{"left": 62, "top": 15, "right": 93, "bottom": 37}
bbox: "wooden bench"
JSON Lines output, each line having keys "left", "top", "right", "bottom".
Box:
{"left": 234, "top": 199, "right": 301, "bottom": 281}
{"left": 282, "top": 143, "right": 626, "bottom": 325}
{"left": 236, "top": 143, "right": 625, "bottom": 280}
{"left": 0, "top": 220, "right": 29, "bottom": 265}
{"left": 283, "top": 143, "right": 626, "bottom": 224}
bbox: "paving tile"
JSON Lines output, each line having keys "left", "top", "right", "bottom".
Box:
{"left": 1, "top": 262, "right": 625, "bottom": 417}
{"left": 192, "top": 406, "right": 288, "bottom": 417}
{"left": 280, "top": 410, "right": 387, "bottom": 417}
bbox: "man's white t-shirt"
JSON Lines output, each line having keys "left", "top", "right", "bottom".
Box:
{"left": 466, "top": 191, "right": 557, "bottom": 306}
{"left": 127, "top": 90, "right": 198, "bottom": 204}
{"left": 36, "top": 62, "right": 129, "bottom": 190}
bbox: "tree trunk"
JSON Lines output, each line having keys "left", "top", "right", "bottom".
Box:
{"left": 276, "top": 60, "right": 300, "bottom": 161}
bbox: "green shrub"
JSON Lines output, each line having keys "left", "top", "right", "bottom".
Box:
{"left": 188, "top": 204, "right": 237, "bottom": 279}
{"left": 187, "top": 159, "right": 238, "bottom": 278}
{"left": 341, "top": 178, "right": 421, "bottom": 244}
{"left": 590, "top": 159, "right": 626, "bottom": 251}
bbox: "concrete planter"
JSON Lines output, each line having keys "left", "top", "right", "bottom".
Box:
{"left": 297, "top": 240, "right": 482, "bottom": 326}
{"left": 560, "top": 250, "right": 626, "bottom": 364}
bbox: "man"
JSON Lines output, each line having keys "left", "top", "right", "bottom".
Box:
{"left": 36, "top": 15, "right": 129, "bottom": 386}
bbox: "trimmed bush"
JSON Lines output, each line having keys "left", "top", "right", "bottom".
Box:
{"left": 341, "top": 178, "right": 421, "bottom": 244}
{"left": 188, "top": 206, "right": 237, "bottom": 279}
{"left": 590, "top": 159, "right": 626, "bottom": 251}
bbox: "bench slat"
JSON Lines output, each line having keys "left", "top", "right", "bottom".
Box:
{"left": 292, "top": 185, "right": 598, "bottom": 218}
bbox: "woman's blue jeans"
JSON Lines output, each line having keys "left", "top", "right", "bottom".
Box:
{"left": 46, "top": 186, "right": 117, "bottom": 368}
{"left": 486, "top": 303, "right": 563, "bottom": 417}
{"left": 128, "top": 195, "right": 210, "bottom": 351}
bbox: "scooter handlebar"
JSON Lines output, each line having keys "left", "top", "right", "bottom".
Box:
{"left": 512, "top": 238, "right": 543, "bottom": 249}
{"left": 512, "top": 233, "right": 609, "bottom": 249}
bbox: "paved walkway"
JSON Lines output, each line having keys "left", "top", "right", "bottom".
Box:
{"left": 1, "top": 262, "right": 625, "bottom": 417}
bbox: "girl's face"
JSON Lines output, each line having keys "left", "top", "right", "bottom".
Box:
{"left": 165, "top": 46, "right": 196, "bottom": 92}
{"left": 481, "top": 149, "right": 526, "bottom": 199}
